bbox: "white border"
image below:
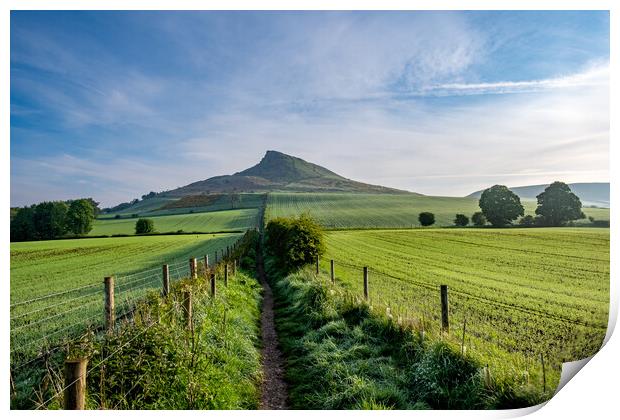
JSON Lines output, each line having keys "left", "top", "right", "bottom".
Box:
{"left": 2, "top": 1, "right": 616, "bottom": 419}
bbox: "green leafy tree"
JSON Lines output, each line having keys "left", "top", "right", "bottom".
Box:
{"left": 66, "top": 199, "right": 95, "bottom": 235}
{"left": 418, "top": 212, "right": 435, "bottom": 227}
{"left": 135, "top": 218, "right": 155, "bottom": 234}
{"left": 454, "top": 214, "right": 469, "bottom": 227}
{"left": 471, "top": 212, "right": 487, "bottom": 227}
{"left": 535, "top": 181, "right": 584, "bottom": 226}
{"left": 478, "top": 185, "right": 524, "bottom": 227}
{"left": 33, "top": 201, "right": 69, "bottom": 239}
{"left": 10, "top": 206, "right": 37, "bottom": 241}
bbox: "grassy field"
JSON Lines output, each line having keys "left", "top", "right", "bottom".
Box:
{"left": 266, "top": 192, "right": 609, "bottom": 228}
{"left": 90, "top": 208, "right": 259, "bottom": 235}
{"left": 102, "top": 193, "right": 264, "bottom": 217}
{"left": 10, "top": 233, "right": 242, "bottom": 364}
{"left": 319, "top": 228, "right": 610, "bottom": 390}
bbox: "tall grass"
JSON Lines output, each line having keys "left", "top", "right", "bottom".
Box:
{"left": 270, "top": 264, "right": 548, "bottom": 409}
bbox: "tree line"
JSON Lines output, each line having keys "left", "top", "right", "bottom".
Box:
{"left": 418, "top": 181, "right": 594, "bottom": 228}
{"left": 10, "top": 198, "right": 99, "bottom": 241}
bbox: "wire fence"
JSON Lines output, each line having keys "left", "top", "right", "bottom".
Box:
{"left": 9, "top": 238, "right": 242, "bottom": 371}
{"left": 319, "top": 257, "right": 607, "bottom": 392}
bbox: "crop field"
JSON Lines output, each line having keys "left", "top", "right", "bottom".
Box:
{"left": 319, "top": 228, "right": 610, "bottom": 389}
{"left": 90, "top": 208, "right": 259, "bottom": 236}
{"left": 103, "top": 193, "right": 265, "bottom": 217}
{"left": 266, "top": 192, "right": 609, "bottom": 228}
{"left": 10, "top": 233, "right": 242, "bottom": 365}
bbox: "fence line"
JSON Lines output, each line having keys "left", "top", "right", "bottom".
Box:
{"left": 332, "top": 258, "right": 605, "bottom": 329}
{"left": 10, "top": 239, "right": 244, "bottom": 367}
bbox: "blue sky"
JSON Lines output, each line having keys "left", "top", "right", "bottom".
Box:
{"left": 10, "top": 11, "right": 609, "bottom": 207}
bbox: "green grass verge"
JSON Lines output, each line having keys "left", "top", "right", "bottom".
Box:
{"left": 271, "top": 266, "right": 547, "bottom": 409}
{"left": 13, "top": 254, "right": 262, "bottom": 409}
{"left": 265, "top": 192, "right": 609, "bottom": 228}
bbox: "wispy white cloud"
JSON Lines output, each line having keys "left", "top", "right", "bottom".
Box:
{"left": 422, "top": 62, "right": 609, "bottom": 96}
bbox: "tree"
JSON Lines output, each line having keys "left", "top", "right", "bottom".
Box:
{"left": 66, "top": 199, "right": 95, "bottom": 235}
{"left": 418, "top": 212, "right": 435, "bottom": 227}
{"left": 518, "top": 215, "right": 536, "bottom": 227}
{"left": 229, "top": 192, "right": 240, "bottom": 209}
{"left": 135, "top": 218, "right": 155, "bottom": 234}
{"left": 83, "top": 198, "right": 101, "bottom": 216}
{"left": 535, "top": 181, "right": 584, "bottom": 226}
{"left": 10, "top": 206, "right": 37, "bottom": 241}
{"left": 454, "top": 214, "right": 469, "bottom": 227}
{"left": 471, "top": 212, "right": 487, "bottom": 227}
{"left": 478, "top": 185, "right": 524, "bottom": 227}
{"left": 33, "top": 201, "right": 69, "bottom": 239}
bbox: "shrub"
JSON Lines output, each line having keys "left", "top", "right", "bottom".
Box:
{"left": 518, "top": 215, "right": 536, "bottom": 227}
{"left": 592, "top": 220, "right": 610, "bottom": 227}
{"left": 135, "top": 218, "right": 155, "bottom": 234}
{"left": 265, "top": 214, "right": 325, "bottom": 274}
{"left": 471, "top": 212, "right": 487, "bottom": 227}
{"left": 454, "top": 214, "right": 469, "bottom": 227}
{"left": 418, "top": 212, "right": 435, "bottom": 227}
{"left": 114, "top": 214, "right": 121, "bottom": 219}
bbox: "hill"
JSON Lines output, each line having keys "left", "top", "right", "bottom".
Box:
{"left": 467, "top": 182, "right": 609, "bottom": 208}
{"left": 162, "top": 150, "right": 411, "bottom": 197}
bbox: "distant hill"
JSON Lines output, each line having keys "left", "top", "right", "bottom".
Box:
{"left": 467, "top": 182, "right": 609, "bottom": 208}
{"left": 161, "top": 150, "right": 412, "bottom": 197}
{"left": 101, "top": 151, "right": 414, "bottom": 215}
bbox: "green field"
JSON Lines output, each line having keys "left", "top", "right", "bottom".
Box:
{"left": 102, "top": 193, "right": 264, "bottom": 217}
{"left": 266, "top": 192, "right": 609, "bottom": 228}
{"left": 10, "top": 233, "right": 242, "bottom": 364}
{"left": 319, "top": 228, "right": 610, "bottom": 388}
{"left": 91, "top": 208, "right": 259, "bottom": 236}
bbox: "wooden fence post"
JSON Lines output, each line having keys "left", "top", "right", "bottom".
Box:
{"left": 440, "top": 285, "right": 449, "bottom": 333}
{"left": 210, "top": 273, "right": 216, "bottom": 297}
{"left": 363, "top": 267, "right": 369, "bottom": 300}
{"left": 541, "top": 354, "right": 547, "bottom": 392}
{"left": 315, "top": 255, "right": 320, "bottom": 275}
{"left": 189, "top": 257, "right": 197, "bottom": 280}
{"left": 162, "top": 264, "right": 170, "bottom": 297}
{"left": 183, "top": 290, "right": 192, "bottom": 330}
{"left": 330, "top": 259, "right": 335, "bottom": 283}
{"left": 204, "top": 254, "right": 209, "bottom": 270}
{"left": 224, "top": 264, "right": 229, "bottom": 287}
{"left": 461, "top": 317, "right": 467, "bottom": 354}
{"left": 104, "top": 276, "right": 115, "bottom": 333}
{"left": 64, "top": 359, "right": 88, "bottom": 410}
{"left": 483, "top": 364, "right": 491, "bottom": 388}
{"left": 233, "top": 259, "right": 237, "bottom": 275}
